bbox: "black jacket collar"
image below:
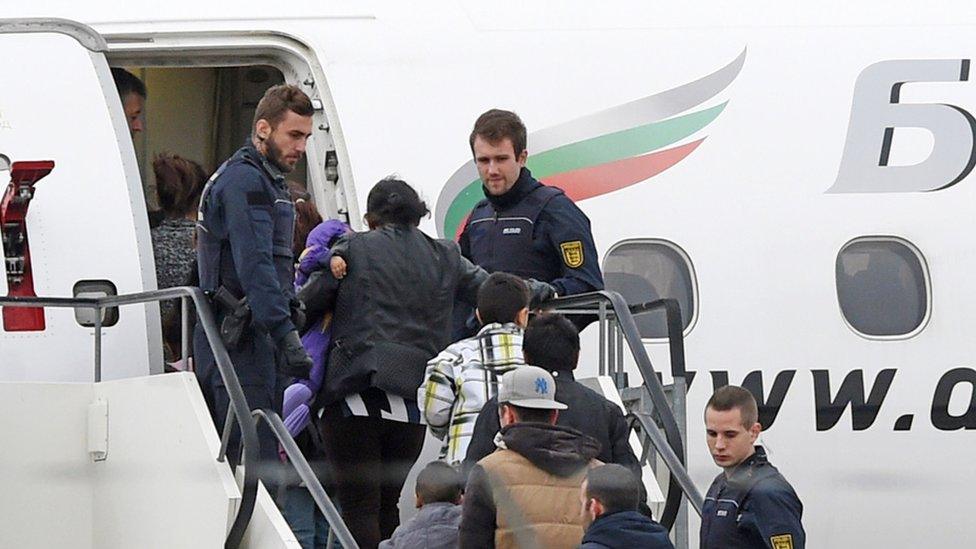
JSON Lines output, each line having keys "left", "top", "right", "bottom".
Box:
{"left": 241, "top": 142, "right": 286, "bottom": 186}
{"left": 483, "top": 167, "right": 540, "bottom": 210}
{"left": 726, "top": 445, "right": 769, "bottom": 480}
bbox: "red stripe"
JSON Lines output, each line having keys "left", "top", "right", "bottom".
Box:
{"left": 541, "top": 138, "right": 705, "bottom": 201}
{"left": 454, "top": 212, "right": 470, "bottom": 241}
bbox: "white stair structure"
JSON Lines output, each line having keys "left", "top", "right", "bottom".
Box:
{"left": 579, "top": 376, "right": 668, "bottom": 510}
{"left": 0, "top": 372, "right": 299, "bottom": 548}
{"left": 0, "top": 288, "right": 696, "bottom": 548}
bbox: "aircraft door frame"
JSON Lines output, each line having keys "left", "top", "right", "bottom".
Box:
{"left": 0, "top": 18, "right": 163, "bottom": 380}
{"left": 105, "top": 31, "right": 361, "bottom": 229}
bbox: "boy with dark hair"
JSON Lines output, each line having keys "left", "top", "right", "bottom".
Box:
{"left": 379, "top": 461, "right": 463, "bottom": 549}
{"left": 463, "top": 314, "right": 642, "bottom": 489}
{"left": 420, "top": 272, "right": 530, "bottom": 465}
{"left": 580, "top": 464, "right": 673, "bottom": 549}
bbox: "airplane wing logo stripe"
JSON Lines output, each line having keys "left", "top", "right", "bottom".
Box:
{"left": 449, "top": 139, "right": 706, "bottom": 240}
{"left": 437, "top": 49, "right": 746, "bottom": 237}
{"left": 545, "top": 138, "right": 706, "bottom": 202}
{"left": 528, "top": 104, "right": 726, "bottom": 179}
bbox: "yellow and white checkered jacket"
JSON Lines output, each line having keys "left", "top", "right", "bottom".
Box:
{"left": 419, "top": 322, "right": 525, "bottom": 465}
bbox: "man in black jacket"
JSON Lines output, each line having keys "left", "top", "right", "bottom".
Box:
{"left": 462, "top": 314, "right": 641, "bottom": 484}
{"left": 580, "top": 464, "right": 673, "bottom": 549}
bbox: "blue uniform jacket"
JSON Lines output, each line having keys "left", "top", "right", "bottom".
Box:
{"left": 197, "top": 143, "right": 296, "bottom": 345}
{"left": 700, "top": 446, "right": 805, "bottom": 549}
{"left": 195, "top": 142, "right": 298, "bottom": 394}
{"left": 458, "top": 167, "right": 603, "bottom": 297}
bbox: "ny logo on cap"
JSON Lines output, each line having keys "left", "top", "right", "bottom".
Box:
{"left": 535, "top": 378, "right": 548, "bottom": 395}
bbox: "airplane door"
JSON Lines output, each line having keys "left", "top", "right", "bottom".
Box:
{"left": 0, "top": 19, "right": 162, "bottom": 381}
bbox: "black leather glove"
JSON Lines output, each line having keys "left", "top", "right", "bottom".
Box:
{"left": 525, "top": 278, "right": 558, "bottom": 306}
{"left": 278, "top": 330, "right": 312, "bottom": 379}
{"left": 289, "top": 297, "right": 307, "bottom": 333}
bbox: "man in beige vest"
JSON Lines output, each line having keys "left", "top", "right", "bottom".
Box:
{"left": 459, "top": 366, "right": 601, "bottom": 549}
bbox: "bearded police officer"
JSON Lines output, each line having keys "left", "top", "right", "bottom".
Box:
{"left": 455, "top": 109, "right": 603, "bottom": 336}
{"left": 195, "top": 84, "right": 314, "bottom": 467}
{"left": 701, "top": 386, "right": 806, "bottom": 549}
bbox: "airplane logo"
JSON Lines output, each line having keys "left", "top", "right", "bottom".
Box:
{"left": 435, "top": 49, "right": 746, "bottom": 238}
{"left": 829, "top": 58, "right": 976, "bottom": 193}
{"left": 535, "top": 377, "right": 548, "bottom": 395}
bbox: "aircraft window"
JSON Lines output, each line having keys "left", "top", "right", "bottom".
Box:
{"left": 836, "top": 238, "right": 929, "bottom": 338}
{"left": 602, "top": 240, "right": 697, "bottom": 339}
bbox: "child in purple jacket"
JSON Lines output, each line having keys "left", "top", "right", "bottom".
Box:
{"left": 282, "top": 219, "right": 350, "bottom": 439}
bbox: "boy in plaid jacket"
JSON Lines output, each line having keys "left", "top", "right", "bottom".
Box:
{"left": 419, "top": 273, "right": 530, "bottom": 465}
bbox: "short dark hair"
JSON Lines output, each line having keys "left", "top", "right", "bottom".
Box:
{"left": 502, "top": 403, "right": 556, "bottom": 424}
{"left": 477, "top": 273, "right": 529, "bottom": 325}
{"left": 253, "top": 84, "right": 314, "bottom": 130}
{"left": 585, "top": 464, "right": 640, "bottom": 515}
{"left": 152, "top": 153, "right": 206, "bottom": 218}
{"left": 706, "top": 385, "right": 759, "bottom": 428}
{"left": 523, "top": 313, "right": 580, "bottom": 371}
{"left": 415, "top": 461, "right": 462, "bottom": 504}
{"left": 365, "top": 177, "right": 430, "bottom": 227}
{"left": 111, "top": 68, "right": 147, "bottom": 99}
{"left": 469, "top": 109, "right": 527, "bottom": 158}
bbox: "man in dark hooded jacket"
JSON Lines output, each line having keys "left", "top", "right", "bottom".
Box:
{"left": 580, "top": 464, "right": 673, "bottom": 549}
{"left": 459, "top": 366, "right": 601, "bottom": 549}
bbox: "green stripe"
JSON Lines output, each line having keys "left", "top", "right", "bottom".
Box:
{"left": 526, "top": 102, "right": 727, "bottom": 178}
{"left": 444, "top": 183, "right": 485, "bottom": 237}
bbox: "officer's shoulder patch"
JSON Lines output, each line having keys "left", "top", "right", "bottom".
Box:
{"left": 246, "top": 191, "right": 273, "bottom": 206}
{"left": 560, "top": 240, "right": 584, "bottom": 268}
{"left": 770, "top": 534, "right": 794, "bottom": 549}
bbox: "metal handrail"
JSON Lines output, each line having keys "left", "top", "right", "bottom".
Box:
{"left": 217, "top": 404, "right": 359, "bottom": 548}
{"left": 250, "top": 409, "right": 359, "bottom": 549}
{"left": 628, "top": 412, "right": 704, "bottom": 514}
{"left": 0, "top": 287, "right": 259, "bottom": 549}
{"left": 540, "top": 291, "right": 700, "bottom": 529}
{"left": 629, "top": 298, "right": 687, "bottom": 380}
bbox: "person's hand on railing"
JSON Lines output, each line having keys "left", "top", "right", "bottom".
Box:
{"left": 525, "top": 278, "right": 558, "bottom": 306}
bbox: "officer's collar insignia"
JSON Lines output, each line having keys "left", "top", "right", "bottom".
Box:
{"left": 770, "top": 534, "right": 794, "bottom": 549}
{"left": 560, "top": 240, "right": 584, "bottom": 268}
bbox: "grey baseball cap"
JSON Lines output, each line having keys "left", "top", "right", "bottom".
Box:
{"left": 498, "top": 366, "right": 568, "bottom": 410}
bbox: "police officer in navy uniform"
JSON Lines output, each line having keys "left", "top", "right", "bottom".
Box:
{"left": 456, "top": 109, "right": 603, "bottom": 336}
{"left": 194, "top": 84, "right": 314, "bottom": 468}
{"left": 701, "top": 386, "right": 805, "bottom": 549}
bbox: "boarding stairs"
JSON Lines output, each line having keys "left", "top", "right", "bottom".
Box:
{"left": 0, "top": 288, "right": 357, "bottom": 549}
{"left": 545, "top": 292, "right": 703, "bottom": 549}
{"left": 0, "top": 287, "right": 699, "bottom": 549}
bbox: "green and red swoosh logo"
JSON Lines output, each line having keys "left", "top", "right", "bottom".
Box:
{"left": 436, "top": 49, "right": 746, "bottom": 238}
